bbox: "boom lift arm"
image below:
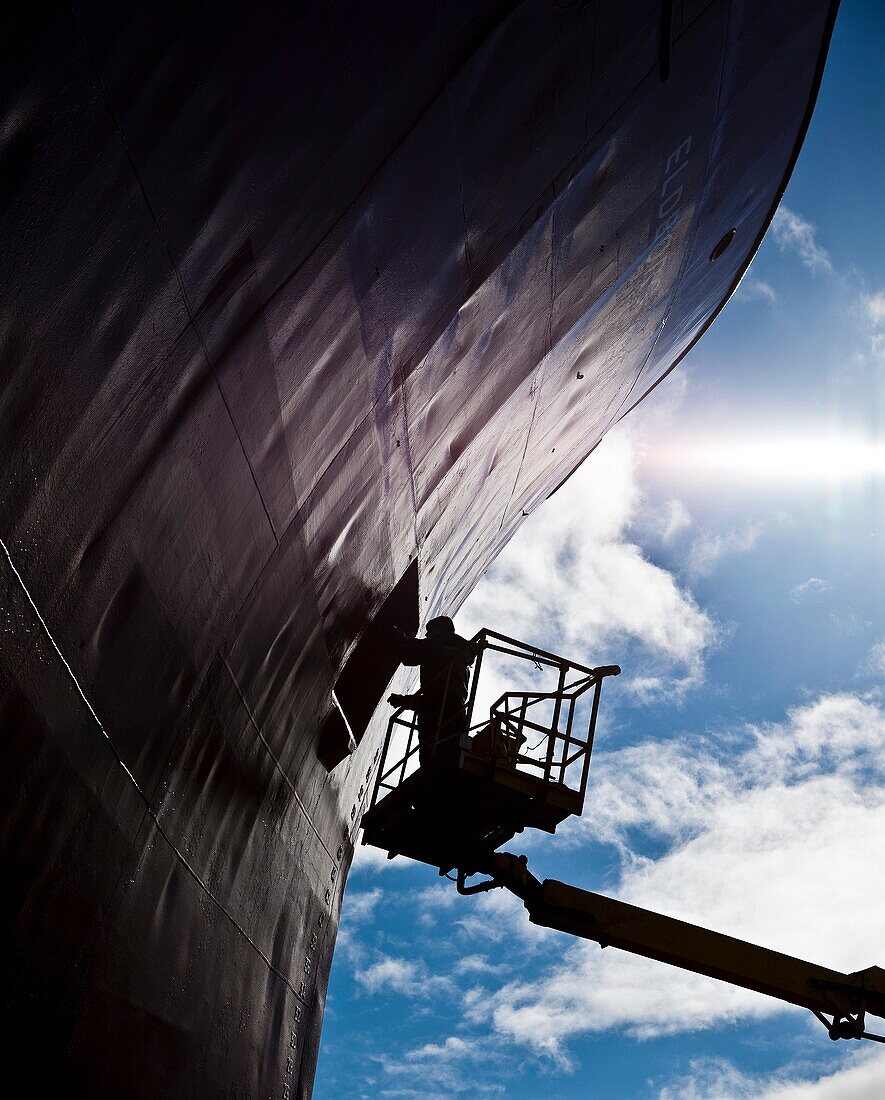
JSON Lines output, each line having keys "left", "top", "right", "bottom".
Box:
{"left": 366, "top": 631, "right": 885, "bottom": 1046}
{"left": 460, "top": 852, "right": 885, "bottom": 1043}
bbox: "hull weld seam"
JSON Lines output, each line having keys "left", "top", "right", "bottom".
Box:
{"left": 221, "top": 655, "right": 338, "bottom": 864}
{"left": 0, "top": 535, "right": 313, "bottom": 1001}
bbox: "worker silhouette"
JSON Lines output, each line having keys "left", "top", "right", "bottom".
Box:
{"left": 388, "top": 616, "right": 477, "bottom": 768}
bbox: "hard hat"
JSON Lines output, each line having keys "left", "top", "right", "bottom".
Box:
{"left": 427, "top": 615, "right": 455, "bottom": 634}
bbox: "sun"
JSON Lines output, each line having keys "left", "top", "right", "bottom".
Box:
{"left": 657, "top": 435, "right": 885, "bottom": 482}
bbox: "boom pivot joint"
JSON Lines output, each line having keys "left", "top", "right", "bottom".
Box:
{"left": 454, "top": 852, "right": 541, "bottom": 902}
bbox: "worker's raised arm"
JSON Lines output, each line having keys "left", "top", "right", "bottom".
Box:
{"left": 391, "top": 626, "right": 428, "bottom": 666}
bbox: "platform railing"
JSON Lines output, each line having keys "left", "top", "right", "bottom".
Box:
{"left": 374, "top": 706, "right": 423, "bottom": 797}
{"left": 370, "top": 628, "right": 619, "bottom": 811}
{"left": 485, "top": 675, "right": 602, "bottom": 794}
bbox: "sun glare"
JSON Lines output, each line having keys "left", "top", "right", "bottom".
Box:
{"left": 656, "top": 436, "right": 885, "bottom": 481}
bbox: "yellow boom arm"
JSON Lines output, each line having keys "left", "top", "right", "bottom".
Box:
{"left": 459, "top": 853, "right": 885, "bottom": 1043}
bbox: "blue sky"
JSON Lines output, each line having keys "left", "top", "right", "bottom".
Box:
{"left": 316, "top": 4, "right": 884, "bottom": 1097}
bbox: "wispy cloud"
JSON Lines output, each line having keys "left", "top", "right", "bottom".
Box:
{"left": 736, "top": 276, "right": 778, "bottom": 303}
{"left": 635, "top": 497, "right": 692, "bottom": 547}
{"left": 688, "top": 523, "right": 764, "bottom": 578}
{"left": 356, "top": 954, "right": 452, "bottom": 998}
{"left": 790, "top": 576, "right": 830, "bottom": 602}
{"left": 350, "top": 842, "right": 409, "bottom": 874}
{"left": 866, "top": 291, "right": 885, "bottom": 326}
{"left": 658, "top": 1048, "right": 885, "bottom": 1099}
{"left": 415, "top": 884, "right": 459, "bottom": 909}
{"left": 357, "top": 955, "right": 422, "bottom": 995}
{"left": 374, "top": 1035, "right": 508, "bottom": 1098}
{"left": 771, "top": 206, "right": 832, "bottom": 273}
{"left": 561, "top": 737, "right": 731, "bottom": 851}
{"left": 862, "top": 639, "right": 885, "bottom": 678}
{"left": 342, "top": 888, "right": 383, "bottom": 923}
{"left": 453, "top": 954, "right": 505, "bottom": 976}
{"left": 659, "top": 498, "right": 692, "bottom": 543}
{"left": 455, "top": 885, "right": 555, "bottom": 946}
{"left": 405, "top": 1036, "right": 473, "bottom": 1061}
{"left": 864, "top": 290, "right": 885, "bottom": 360}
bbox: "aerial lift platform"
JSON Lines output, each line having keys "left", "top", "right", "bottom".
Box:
{"left": 362, "top": 629, "right": 885, "bottom": 1044}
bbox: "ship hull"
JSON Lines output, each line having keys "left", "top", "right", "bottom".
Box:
{"left": 0, "top": 1, "right": 836, "bottom": 1095}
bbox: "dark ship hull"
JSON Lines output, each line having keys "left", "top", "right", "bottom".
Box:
{"left": 0, "top": 2, "right": 836, "bottom": 1095}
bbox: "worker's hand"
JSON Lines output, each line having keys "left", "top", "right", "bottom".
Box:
{"left": 388, "top": 693, "right": 408, "bottom": 707}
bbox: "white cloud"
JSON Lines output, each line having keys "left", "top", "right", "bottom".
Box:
{"left": 865, "top": 291, "right": 885, "bottom": 327}
{"left": 861, "top": 640, "right": 885, "bottom": 678}
{"left": 480, "top": 691, "right": 885, "bottom": 1056}
{"left": 736, "top": 276, "right": 778, "bottom": 303}
{"left": 658, "top": 1056, "right": 759, "bottom": 1099}
{"left": 356, "top": 953, "right": 453, "bottom": 998}
{"left": 659, "top": 498, "right": 693, "bottom": 543}
{"left": 864, "top": 291, "right": 885, "bottom": 361}
{"left": 659, "top": 1048, "right": 885, "bottom": 1099}
{"left": 406, "top": 1036, "right": 473, "bottom": 1061}
{"left": 357, "top": 955, "right": 423, "bottom": 996}
{"left": 350, "top": 840, "right": 410, "bottom": 873}
{"left": 688, "top": 523, "right": 763, "bottom": 578}
{"left": 749, "top": 692, "right": 885, "bottom": 779}
{"left": 636, "top": 497, "right": 693, "bottom": 547}
{"left": 342, "top": 888, "right": 382, "bottom": 924}
{"left": 560, "top": 737, "right": 730, "bottom": 850}
{"left": 460, "top": 429, "right": 717, "bottom": 702}
{"left": 453, "top": 954, "right": 505, "bottom": 976}
{"left": 376, "top": 1035, "right": 509, "bottom": 1097}
{"left": 790, "top": 577, "right": 830, "bottom": 602}
{"left": 828, "top": 608, "right": 868, "bottom": 638}
{"left": 756, "top": 1048, "right": 885, "bottom": 1100}
{"left": 455, "top": 884, "right": 555, "bottom": 946}
{"left": 772, "top": 207, "right": 832, "bottom": 274}
{"left": 415, "top": 884, "right": 460, "bottom": 909}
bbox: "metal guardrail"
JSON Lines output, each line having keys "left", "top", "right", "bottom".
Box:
{"left": 370, "top": 628, "right": 619, "bottom": 809}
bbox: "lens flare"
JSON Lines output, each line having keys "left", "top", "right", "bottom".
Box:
{"left": 655, "top": 436, "right": 885, "bottom": 481}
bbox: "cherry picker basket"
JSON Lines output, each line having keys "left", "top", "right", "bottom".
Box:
{"left": 361, "top": 629, "right": 619, "bottom": 871}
